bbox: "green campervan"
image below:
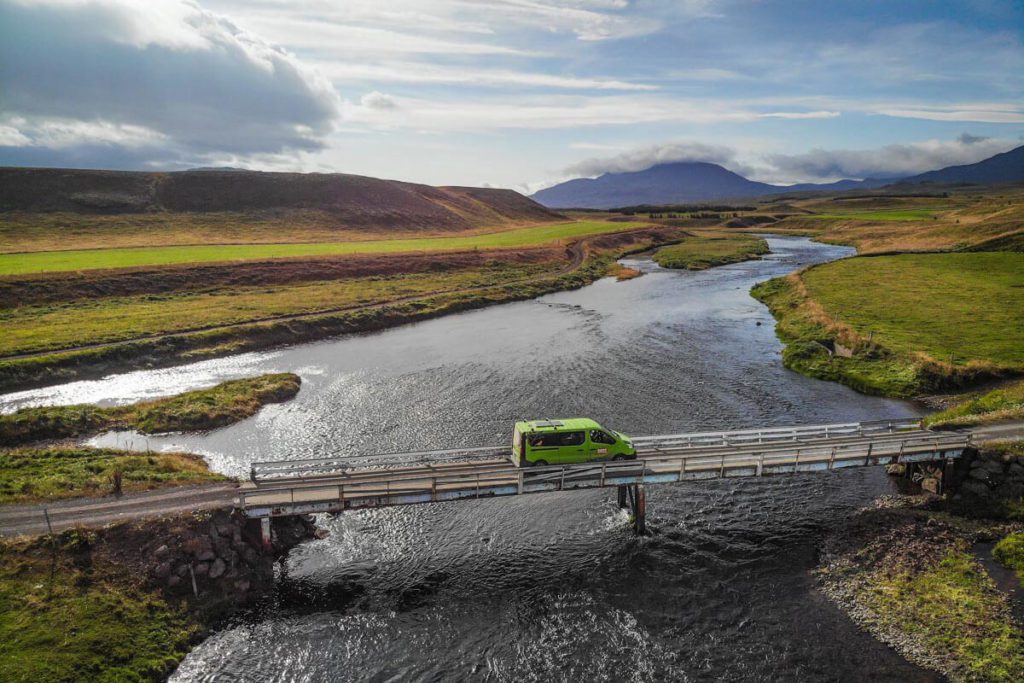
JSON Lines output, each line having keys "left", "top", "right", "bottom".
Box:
{"left": 512, "top": 418, "right": 636, "bottom": 467}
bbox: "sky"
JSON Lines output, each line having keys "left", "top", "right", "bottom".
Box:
{"left": 1, "top": 0, "right": 1022, "bottom": 192}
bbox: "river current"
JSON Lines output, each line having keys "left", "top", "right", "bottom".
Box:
{"left": 0, "top": 236, "right": 934, "bottom": 681}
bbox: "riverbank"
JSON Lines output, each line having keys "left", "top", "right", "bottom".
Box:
{"left": 0, "top": 510, "right": 316, "bottom": 682}
{"left": 751, "top": 253, "right": 1023, "bottom": 398}
{"left": 0, "top": 226, "right": 687, "bottom": 394}
{"left": 0, "top": 373, "right": 301, "bottom": 445}
{"left": 819, "top": 442, "right": 1024, "bottom": 682}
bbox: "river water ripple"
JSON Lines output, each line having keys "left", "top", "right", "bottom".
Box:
{"left": 1, "top": 236, "right": 934, "bottom": 681}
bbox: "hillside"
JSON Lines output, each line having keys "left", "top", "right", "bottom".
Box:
{"left": 0, "top": 167, "right": 562, "bottom": 230}
{"left": 529, "top": 161, "right": 887, "bottom": 209}
{"left": 902, "top": 145, "right": 1024, "bottom": 185}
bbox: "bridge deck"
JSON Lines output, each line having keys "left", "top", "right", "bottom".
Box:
{"left": 239, "top": 420, "right": 971, "bottom": 519}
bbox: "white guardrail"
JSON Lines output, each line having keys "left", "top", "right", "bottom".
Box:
{"left": 238, "top": 420, "right": 972, "bottom": 518}
{"left": 249, "top": 418, "right": 925, "bottom": 483}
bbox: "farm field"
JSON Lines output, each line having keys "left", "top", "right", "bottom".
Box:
{"left": 0, "top": 219, "right": 642, "bottom": 275}
{"left": 763, "top": 187, "right": 1024, "bottom": 253}
{"left": 800, "top": 253, "right": 1024, "bottom": 368}
{"left": 0, "top": 261, "right": 564, "bottom": 356}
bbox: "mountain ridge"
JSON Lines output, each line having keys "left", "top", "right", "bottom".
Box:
{"left": 530, "top": 145, "right": 1024, "bottom": 209}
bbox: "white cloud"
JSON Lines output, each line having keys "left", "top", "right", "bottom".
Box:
{"left": 766, "top": 135, "right": 1020, "bottom": 181}
{"left": 360, "top": 92, "right": 399, "bottom": 111}
{"left": 314, "top": 61, "right": 657, "bottom": 91}
{"left": 564, "top": 141, "right": 743, "bottom": 176}
{"left": 0, "top": 0, "right": 343, "bottom": 162}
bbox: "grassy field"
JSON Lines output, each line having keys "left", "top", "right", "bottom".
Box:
{"left": 0, "top": 373, "right": 300, "bottom": 445}
{"left": 0, "top": 220, "right": 640, "bottom": 275}
{"left": 0, "top": 531, "right": 199, "bottom": 682}
{"left": 752, "top": 253, "right": 1024, "bottom": 396}
{"left": 0, "top": 262, "right": 561, "bottom": 356}
{"left": 925, "top": 380, "right": 1024, "bottom": 428}
{"left": 805, "top": 209, "right": 940, "bottom": 221}
{"left": 0, "top": 447, "right": 225, "bottom": 505}
{"left": 653, "top": 233, "right": 768, "bottom": 270}
{"left": 801, "top": 253, "right": 1023, "bottom": 367}
{"left": 765, "top": 187, "right": 1024, "bottom": 253}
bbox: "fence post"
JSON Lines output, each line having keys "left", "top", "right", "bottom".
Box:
{"left": 43, "top": 507, "right": 53, "bottom": 536}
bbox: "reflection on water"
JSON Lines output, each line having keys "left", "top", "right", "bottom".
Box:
{"left": 0, "top": 236, "right": 931, "bottom": 680}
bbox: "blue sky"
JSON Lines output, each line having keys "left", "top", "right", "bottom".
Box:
{"left": 1, "top": 0, "right": 1022, "bottom": 192}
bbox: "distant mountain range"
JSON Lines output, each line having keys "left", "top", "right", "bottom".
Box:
{"left": 531, "top": 145, "right": 1024, "bottom": 209}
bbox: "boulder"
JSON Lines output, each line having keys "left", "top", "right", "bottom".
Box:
{"left": 153, "top": 561, "right": 173, "bottom": 580}
{"left": 193, "top": 562, "right": 210, "bottom": 577}
{"left": 960, "top": 480, "right": 991, "bottom": 497}
{"left": 209, "top": 558, "right": 227, "bottom": 579}
{"left": 196, "top": 549, "right": 216, "bottom": 563}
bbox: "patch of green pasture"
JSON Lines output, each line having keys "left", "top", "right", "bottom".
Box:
{"left": 653, "top": 234, "right": 769, "bottom": 270}
{"left": 801, "top": 253, "right": 1024, "bottom": 367}
{"left": 806, "top": 209, "right": 940, "bottom": 221}
{"left": 0, "top": 220, "right": 639, "bottom": 275}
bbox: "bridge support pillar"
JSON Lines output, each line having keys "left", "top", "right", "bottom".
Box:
{"left": 632, "top": 484, "right": 647, "bottom": 536}
{"left": 260, "top": 517, "right": 272, "bottom": 551}
{"left": 618, "top": 484, "right": 647, "bottom": 535}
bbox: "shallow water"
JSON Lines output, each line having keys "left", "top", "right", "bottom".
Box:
{"left": 0, "top": 236, "right": 933, "bottom": 680}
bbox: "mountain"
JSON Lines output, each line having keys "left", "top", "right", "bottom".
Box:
{"left": 901, "top": 145, "right": 1024, "bottom": 185}
{"left": 0, "top": 167, "right": 562, "bottom": 230}
{"left": 530, "top": 161, "right": 886, "bottom": 209}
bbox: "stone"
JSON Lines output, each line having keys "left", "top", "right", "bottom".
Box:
{"left": 1007, "top": 461, "right": 1024, "bottom": 478}
{"left": 153, "top": 561, "right": 173, "bottom": 579}
{"left": 193, "top": 562, "right": 210, "bottom": 577}
{"left": 234, "top": 579, "right": 251, "bottom": 593}
{"left": 175, "top": 563, "right": 190, "bottom": 577}
{"left": 961, "top": 480, "right": 990, "bottom": 497}
{"left": 242, "top": 547, "right": 259, "bottom": 565}
{"left": 154, "top": 544, "right": 170, "bottom": 559}
{"left": 197, "top": 549, "right": 216, "bottom": 563}
{"left": 214, "top": 517, "right": 235, "bottom": 538}
{"left": 209, "top": 558, "right": 227, "bottom": 579}
{"left": 167, "top": 575, "right": 181, "bottom": 588}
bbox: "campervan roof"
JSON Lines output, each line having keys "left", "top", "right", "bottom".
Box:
{"left": 519, "top": 418, "right": 602, "bottom": 432}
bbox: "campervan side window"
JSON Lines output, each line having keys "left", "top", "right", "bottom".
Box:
{"left": 590, "top": 430, "right": 616, "bottom": 445}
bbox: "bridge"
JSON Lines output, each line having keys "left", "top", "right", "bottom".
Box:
{"left": 240, "top": 418, "right": 971, "bottom": 545}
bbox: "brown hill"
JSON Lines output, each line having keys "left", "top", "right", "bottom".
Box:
{"left": 0, "top": 167, "right": 561, "bottom": 230}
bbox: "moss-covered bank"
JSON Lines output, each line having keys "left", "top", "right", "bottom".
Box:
{"left": 0, "top": 510, "right": 315, "bottom": 682}
{"left": 0, "top": 373, "right": 300, "bottom": 446}
{"left": 819, "top": 501, "right": 1024, "bottom": 682}
{"left": 0, "top": 446, "right": 227, "bottom": 505}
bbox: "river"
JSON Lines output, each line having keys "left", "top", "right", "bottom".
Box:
{"left": 0, "top": 236, "right": 935, "bottom": 681}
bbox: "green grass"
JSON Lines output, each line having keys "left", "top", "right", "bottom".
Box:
{"left": 806, "top": 209, "right": 939, "bottom": 221}
{"left": 653, "top": 234, "right": 769, "bottom": 270}
{"left": 800, "top": 253, "right": 1024, "bottom": 368}
{"left": 0, "top": 373, "right": 300, "bottom": 445}
{"left": 0, "top": 536, "right": 198, "bottom": 682}
{"left": 993, "top": 532, "right": 1024, "bottom": 580}
{"left": 0, "top": 447, "right": 225, "bottom": 505}
{"left": 0, "top": 220, "right": 640, "bottom": 275}
{"left": 863, "top": 550, "right": 1024, "bottom": 682}
{"left": 925, "top": 380, "right": 1024, "bottom": 428}
{"left": 0, "top": 262, "right": 560, "bottom": 357}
